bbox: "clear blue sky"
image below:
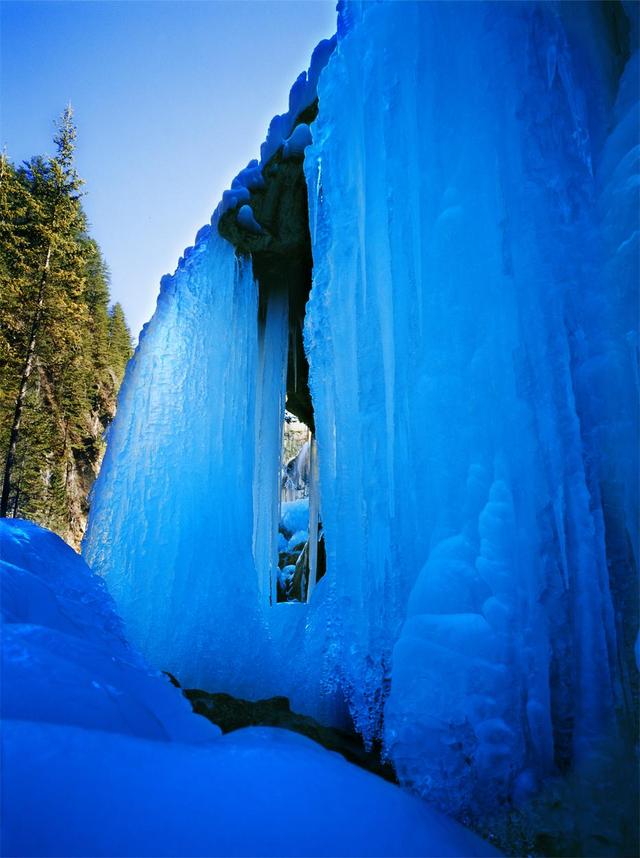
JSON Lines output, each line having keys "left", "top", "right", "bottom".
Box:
{"left": 1, "top": 0, "right": 337, "bottom": 338}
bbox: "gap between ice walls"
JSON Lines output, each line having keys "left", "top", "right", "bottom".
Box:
{"left": 84, "top": 0, "right": 639, "bottom": 843}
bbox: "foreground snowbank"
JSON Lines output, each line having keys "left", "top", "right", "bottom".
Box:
{"left": 0, "top": 519, "right": 497, "bottom": 857}
{"left": 4, "top": 721, "right": 498, "bottom": 858}
{"left": 1, "top": 519, "right": 214, "bottom": 744}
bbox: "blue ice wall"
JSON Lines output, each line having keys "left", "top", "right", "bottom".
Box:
{"left": 84, "top": 230, "right": 276, "bottom": 696}
{"left": 85, "top": 0, "right": 638, "bottom": 826}
{"left": 302, "top": 0, "right": 638, "bottom": 814}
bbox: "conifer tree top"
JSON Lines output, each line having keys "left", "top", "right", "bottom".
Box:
{"left": 52, "top": 105, "right": 83, "bottom": 199}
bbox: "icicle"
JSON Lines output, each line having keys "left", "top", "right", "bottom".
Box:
{"left": 306, "top": 435, "right": 320, "bottom": 602}
{"left": 83, "top": 228, "right": 274, "bottom": 698}
{"left": 293, "top": 321, "right": 298, "bottom": 393}
{"left": 253, "top": 289, "right": 289, "bottom": 607}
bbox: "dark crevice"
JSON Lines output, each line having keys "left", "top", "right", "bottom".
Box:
{"left": 182, "top": 686, "right": 398, "bottom": 785}
{"left": 218, "top": 104, "right": 317, "bottom": 430}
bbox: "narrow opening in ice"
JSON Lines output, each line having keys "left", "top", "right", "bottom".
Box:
{"left": 277, "top": 413, "right": 325, "bottom": 602}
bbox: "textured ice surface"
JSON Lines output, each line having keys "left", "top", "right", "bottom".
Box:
{"left": 2, "top": 519, "right": 497, "bottom": 858}
{"left": 287, "top": 530, "right": 308, "bottom": 551}
{"left": 221, "top": 185, "right": 250, "bottom": 215}
{"left": 84, "top": 230, "right": 276, "bottom": 696}
{"left": 85, "top": 0, "right": 638, "bottom": 825}
{"left": 301, "top": 0, "right": 638, "bottom": 813}
{"left": 233, "top": 159, "right": 266, "bottom": 192}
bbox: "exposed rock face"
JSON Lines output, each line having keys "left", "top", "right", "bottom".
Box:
{"left": 183, "top": 687, "right": 397, "bottom": 784}
{"left": 61, "top": 375, "right": 120, "bottom": 552}
{"left": 218, "top": 104, "right": 317, "bottom": 430}
{"left": 282, "top": 416, "right": 310, "bottom": 501}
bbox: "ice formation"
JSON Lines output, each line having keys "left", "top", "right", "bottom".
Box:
{"left": 259, "top": 37, "right": 336, "bottom": 166}
{"left": 282, "top": 123, "right": 313, "bottom": 160}
{"left": 302, "top": 0, "right": 638, "bottom": 819}
{"left": 2, "top": 520, "right": 498, "bottom": 857}
{"left": 282, "top": 440, "right": 310, "bottom": 500}
{"left": 237, "top": 204, "right": 264, "bottom": 234}
{"left": 84, "top": 232, "right": 275, "bottom": 696}
{"left": 84, "top": 0, "right": 638, "bottom": 843}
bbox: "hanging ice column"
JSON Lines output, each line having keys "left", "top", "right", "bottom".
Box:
{"left": 253, "top": 287, "right": 289, "bottom": 606}
{"left": 302, "top": 0, "right": 638, "bottom": 818}
{"left": 83, "top": 225, "right": 277, "bottom": 696}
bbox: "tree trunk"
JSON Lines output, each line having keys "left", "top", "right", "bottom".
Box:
{"left": 0, "top": 241, "right": 53, "bottom": 517}
{"left": 11, "top": 480, "right": 21, "bottom": 517}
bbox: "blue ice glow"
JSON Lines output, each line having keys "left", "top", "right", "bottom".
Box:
{"left": 85, "top": 0, "right": 638, "bottom": 827}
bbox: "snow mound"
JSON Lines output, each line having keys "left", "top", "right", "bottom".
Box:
{"left": 1, "top": 519, "right": 215, "bottom": 744}
{"left": 287, "top": 529, "right": 308, "bottom": 551}
{"left": 3, "top": 721, "right": 498, "bottom": 857}
{"left": 1, "top": 518, "right": 497, "bottom": 857}
{"left": 281, "top": 498, "right": 309, "bottom": 536}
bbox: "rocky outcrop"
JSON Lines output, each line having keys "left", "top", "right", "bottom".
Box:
{"left": 218, "top": 104, "right": 317, "bottom": 430}
{"left": 183, "top": 687, "right": 397, "bottom": 784}
{"left": 64, "top": 379, "right": 119, "bottom": 551}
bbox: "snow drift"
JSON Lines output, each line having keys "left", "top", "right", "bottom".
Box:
{"left": 0, "top": 518, "right": 497, "bottom": 857}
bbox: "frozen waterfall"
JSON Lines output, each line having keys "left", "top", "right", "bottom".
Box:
{"left": 85, "top": 0, "right": 638, "bottom": 841}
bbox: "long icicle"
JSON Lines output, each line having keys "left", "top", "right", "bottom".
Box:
{"left": 306, "top": 435, "right": 319, "bottom": 602}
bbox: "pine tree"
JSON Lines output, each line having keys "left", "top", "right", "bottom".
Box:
{"left": 108, "top": 302, "right": 133, "bottom": 380}
{"left": 0, "top": 107, "right": 133, "bottom": 544}
{"left": 0, "top": 105, "right": 84, "bottom": 516}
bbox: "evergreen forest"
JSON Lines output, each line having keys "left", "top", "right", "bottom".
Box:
{"left": 0, "top": 107, "right": 133, "bottom": 548}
